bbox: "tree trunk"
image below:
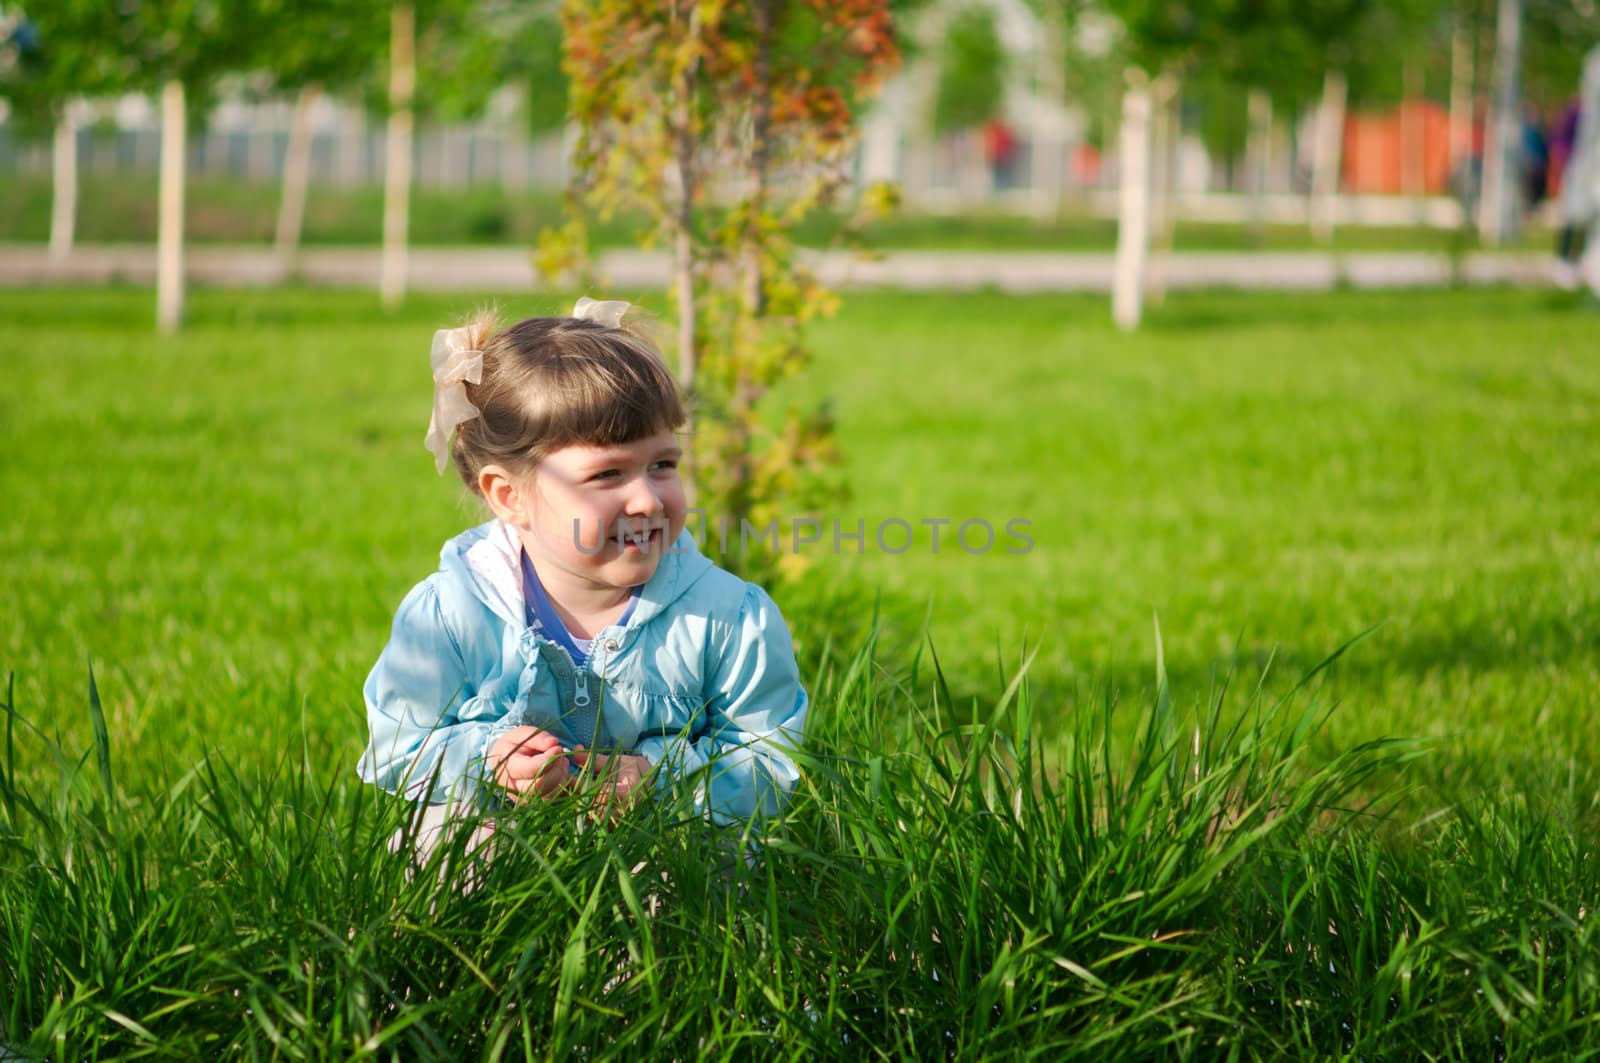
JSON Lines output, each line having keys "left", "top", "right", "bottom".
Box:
{"left": 743, "top": 0, "right": 773, "bottom": 317}
{"left": 1246, "top": 88, "right": 1272, "bottom": 243}
{"left": 275, "top": 82, "right": 322, "bottom": 272}
{"left": 857, "top": 98, "right": 901, "bottom": 190}
{"left": 1146, "top": 75, "right": 1179, "bottom": 306}
{"left": 1478, "top": 0, "right": 1522, "bottom": 246}
{"left": 900, "top": 3, "right": 947, "bottom": 212}
{"left": 1113, "top": 68, "right": 1153, "bottom": 331}
{"left": 157, "top": 79, "right": 187, "bottom": 334}
{"left": 672, "top": 1, "right": 702, "bottom": 507}
{"left": 1401, "top": 62, "right": 1425, "bottom": 199}
{"left": 1449, "top": 18, "right": 1475, "bottom": 170}
{"left": 1310, "top": 67, "right": 1347, "bottom": 244}
{"left": 381, "top": 4, "right": 416, "bottom": 309}
{"left": 719, "top": 0, "right": 776, "bottom": 524}
{"left": 50, "top": 106, "right": 79, "bottom": 260}
{"left": 1033, "top": 3, "right": 1069, "bottom": 219}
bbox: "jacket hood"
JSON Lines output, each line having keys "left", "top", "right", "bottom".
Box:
{"left": 439, "top": 519, "right": 717, "bottom": 632}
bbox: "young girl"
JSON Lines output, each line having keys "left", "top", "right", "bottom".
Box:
{"left": 359, "top": 298, "right": 807, "bottom": 830}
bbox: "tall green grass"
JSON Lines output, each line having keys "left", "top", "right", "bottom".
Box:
{"left": 2, "top": 633, "right": 1596, "bottom": 1058}
{"left": 2, "top": 286, "right": 1597, "bottom": 1056}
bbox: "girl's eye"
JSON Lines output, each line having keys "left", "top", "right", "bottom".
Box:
{"left": 589, "top": 469, "right": 621, "bottom": 482}
{"left": 651, "top": 459, "right": 679, "bottom": 472}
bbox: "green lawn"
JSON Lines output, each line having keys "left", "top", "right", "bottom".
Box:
{"left": 802, "top": 288, "right": 1600, "bottom": 764}
{"left": 1, "top": 285, "right": 1597, "bottom": 1057}
{"left": 0, "top": 171, "right": 1556, "bottom": 253}
{"left": 6, "top": 286, "right": 1596, "bottom": 772}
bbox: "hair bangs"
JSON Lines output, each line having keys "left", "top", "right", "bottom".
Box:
{"left": 449, "top": 314, "right": 687, "bottom": 490}
{"left": 528, "top": 352, "right": 685, "bottom": 453}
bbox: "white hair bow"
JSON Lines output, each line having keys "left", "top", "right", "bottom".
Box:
{"left": 424, "top": 326, "right": 484, "bottom": 474}
{"left": 572, "top": 296, "right": 631, "bottom": 328}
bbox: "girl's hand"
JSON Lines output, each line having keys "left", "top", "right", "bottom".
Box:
{"left": 569, "top": 750, "right": 653, "bottom": 820}
{"left": 488, "top": 726, "right": 573, "bottom": 801}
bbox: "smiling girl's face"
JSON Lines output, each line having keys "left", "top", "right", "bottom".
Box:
{"left": 511, "top": 428, "right": 687, "bottom": 604}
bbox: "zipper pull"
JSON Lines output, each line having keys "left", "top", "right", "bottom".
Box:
{"left": 573, "top": 668, "right": 591, "bottom": 708}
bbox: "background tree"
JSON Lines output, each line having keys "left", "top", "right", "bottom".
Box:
{"left": 1288, "top": 0, "right": 1454, "bottom": 240}
{"left": 1184, "top": 3, "right": 1325, "bottom": 239}
{"left": 0, "top": 3, "right": 125, "bottom": 260}
{"left": 244, "top": 0, "right": 387, "bottom": 275}
{"left": 551, "top": 0, "right": 900, "bottom": 578}
{"left": 1042, "top": 4, "right": 1129, "bottom": 190}
{"left": 376, "top": 0, "right": 564, "bottom": 307}
{"left": 1433, "top": 0, "right": 1599, "bottom": 241}
{"left": 1478, "top": 0, "right": 1525, "bottom": 243}
{"left": 1524, "top": 0, "right": 1600, "bottom": 104}
{"left": 97, "top": 1, "right": 262, "bottom": 332}
{"left": 932, "top": 4, "right": 1006, "bottom": 199}
{"left": 379, "top": 2, "right": 415, "bottom": 309}
{"left": 1096, "top": 0, "right": 1216, "bottom": 328}
{"left": 931, "top": 8, "right": 1004, "bottom": 134}
{"left": 1097, "top": 0, "right": 1457, "bottom": 325}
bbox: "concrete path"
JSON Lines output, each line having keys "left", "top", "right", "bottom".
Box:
{"left": 0, "top": 243, "right": 1564, "bottom": 294}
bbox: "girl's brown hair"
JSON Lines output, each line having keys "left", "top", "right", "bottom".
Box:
{"left": 448, "top": 309, "right": 686, "bottom": 494}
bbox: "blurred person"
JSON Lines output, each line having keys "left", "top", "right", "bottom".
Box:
{"left": 1555, "top": 45, "right": 1600, "bottom": 294}
{"left": 360, "top": 298, "right": 807, "bottom": 863}
{"left": 1550, "top": 96, "right": 1581, "bottom": 197}
{"left": 1522, "top": 105, "right": 1550, "bottom": 208}
{"left": 984, "top": 118, "right": 1019, "bottom": 189}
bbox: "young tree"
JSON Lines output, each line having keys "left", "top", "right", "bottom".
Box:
{"left": 550, "top": 0, "right": 900, "bottom": 577}
{"left": 932, "top": 3, "right": 1005, "bottom": 198}
{"left": 378, "top": 0, "right": 566, "bottom": 307}
{"left": 1201, "top": 6, "right": 1324, "bottom": 238}
{"left": 1478, "top": 0, "right": 1523, "bottom": 243}
{"left": 1438, "top": 0, "right": 1598, "bottom": 236}
{"left": 1297, "top": 0, "right": 1448, "bottom": 240}
{"left": 1098, "top": 0, "right": 1213, "bottom": 328}
{"left": 1102, "top": 0, "right": 1446, "bottom": 320}
{"left": 59, "top": 1, "right": 262, "bottom": 331}
{"left": 0, "top": 3, "right": 124, "bottom": 260}
{"left": 933, "top": 5, "right": 1004, "bottom": 133}
{"left": 380, "top": 2, "right": 415, "bottom": 309}
{"left": 1111, "top": 65, "right": 1153, "bottom": 328}
{"left": 243, "top": 0, "right": 387, "bottom": 274}
{"left": 150, "top": 8, "right": 260, "bottom": 331}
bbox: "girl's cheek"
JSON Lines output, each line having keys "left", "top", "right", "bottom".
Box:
{"left": 570, "top": 515, "right": 610, "bottom": 551}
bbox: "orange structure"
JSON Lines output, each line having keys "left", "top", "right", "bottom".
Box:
{"left": 1342, "top": 100, "right": 1458, "bottom": 195}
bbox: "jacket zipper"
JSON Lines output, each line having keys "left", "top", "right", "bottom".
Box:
{"left": 574, "top": 633, "right": 623, "bottom": 747}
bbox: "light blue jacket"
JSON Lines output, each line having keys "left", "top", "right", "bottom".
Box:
{"left": 359, "top": 520, "right": 807, "bottom": 824}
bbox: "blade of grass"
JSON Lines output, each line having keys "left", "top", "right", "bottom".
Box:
{"left": 86, "top": 661, "right": 114, "bottom": 804}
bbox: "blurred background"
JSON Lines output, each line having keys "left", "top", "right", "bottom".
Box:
{"left": 2, "top": 0, "right": 1595, "bottom": 265}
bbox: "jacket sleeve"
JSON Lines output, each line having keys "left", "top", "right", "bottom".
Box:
{"left": 358, "top": 579, "right": 521, "bottom": 804}
{"left": 635, "top": 583, "right": 807, "bottom": 825}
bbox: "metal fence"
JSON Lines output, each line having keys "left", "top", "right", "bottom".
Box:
{"left": 0, "top": 91, "right": 1120, "bottom": 210}
{"left": 0, "top": 114, "right": 571, "bottom": 190}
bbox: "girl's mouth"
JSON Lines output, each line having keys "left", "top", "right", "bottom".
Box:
{"left": 615, "top": 527, "right": 662, "bottom": 552}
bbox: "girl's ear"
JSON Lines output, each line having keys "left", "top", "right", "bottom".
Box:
{"left": 479, "top": 464, "right": 528, "bottom": 526}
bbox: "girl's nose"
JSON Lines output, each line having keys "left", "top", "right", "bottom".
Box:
{"left": 623, "top": 475, "right": 665, "bottom": 515}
